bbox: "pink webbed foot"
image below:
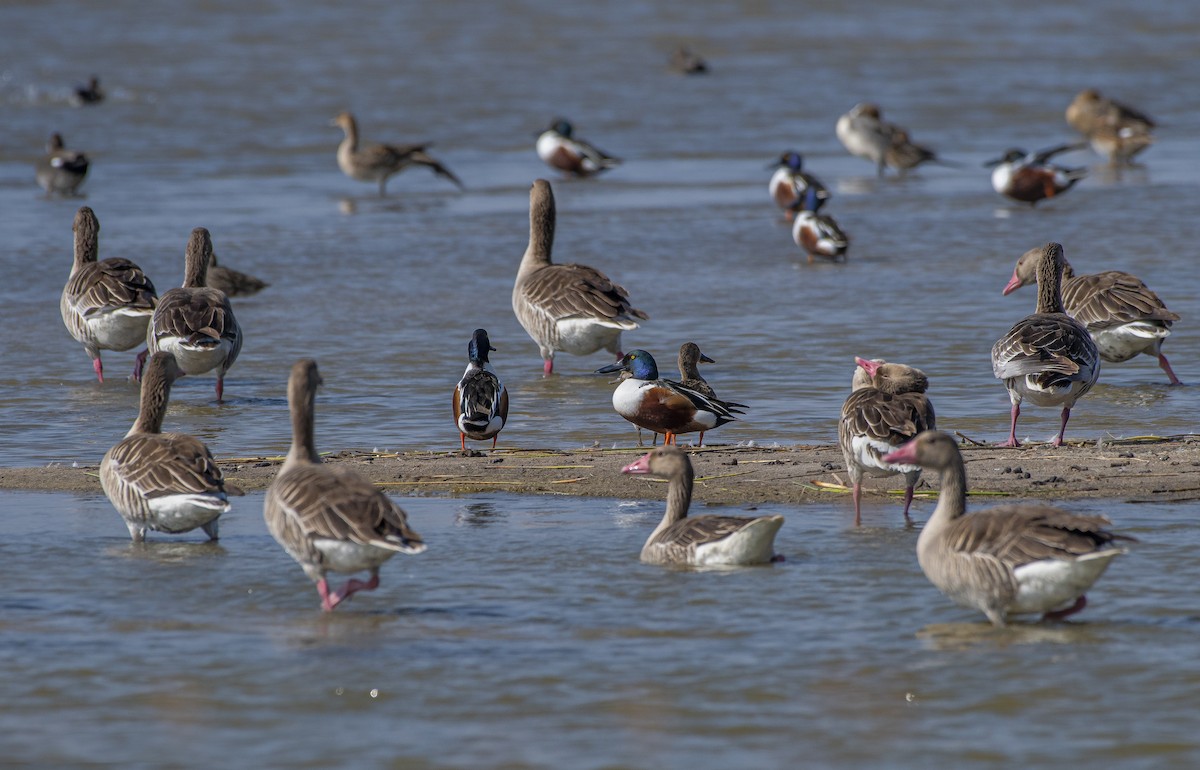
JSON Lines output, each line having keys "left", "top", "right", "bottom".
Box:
{"left": 1159, "top": 354, "right": 1183, "bottom": 386}
{"left": 92, "top": 357, "right": 104, "bottom": 384}
{"left": 1043, "top": 595, "right": 1087, "bottom": 622}
{"left": 216, "top": 375, "right": 225, "bottom": 403}
{"left": 131, "top": 348, "right": 149, "bottom": 382}
{"left": 901, "top": 486, "right": 915, "bottom": 523}
{"left": 543, "top": 358, "right": 554, "bottom": 376}
{"left": 318, "top": 573, "right": 381, "bottom": 612}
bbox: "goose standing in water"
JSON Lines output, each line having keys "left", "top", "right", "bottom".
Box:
{"left": 1002, "top": 245, "right": 1180, "bottom": 385}
{"left": 512, "top": 179, "right": 647, "bottom": 374}
{"left": 36, "top": 133, "right": 90, "bottom": 196}
{"left": 332, "top": 111, "right": 464, "bottom": 197}
{"left": 61, "top": 207, "right": 158, "bottom": 383}
{"left": 839, "top": 357, "right": 936, "bottom": 526}
{"left": 100, "top": 352, "right": 234, "bottom": 542}
{"left": 453, "top": 329, "right": 508, "bottom": 451}
{"left": 535, "top": 118, "right": 621, "bottom": 177}
{"left": 992, "top": 242, "right": 1099, "bottom": 447}
{"left": 884, "top": 430, "right": 1134, "bottom": 627}
{"left": 147, "top": 228, "right": 242, "bottom": 401}
{"left": 622, "top": 446, "right": 783, "bottom": 567}
{"left": 265, "top": 360, "right": 426, "bottom": 612}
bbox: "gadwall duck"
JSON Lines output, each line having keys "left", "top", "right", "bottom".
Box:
{"left": 61, "top": 207, "right": 158, "bottom": 382}
{"left": 768, "top": 151, "right": 830, "bottom": 215}
{"left": 512, "top": 179, "right": 647, "bottom": 374}
{"left": 884, "top": 430, "right": 1134, "bottom": 627}
{"left": 100, "top": 352, "right": 234, "bottom": 542}
{"left": 1003, "top": 246, "right": 1180, "bottom": 385}
{"left": 536, "top": 119, "right": 621, "bottom": 177}
{"left": 623, "top": 446, "right": 783, "bottom": 567}
{"left": 992, "top": 242, "right": 1100, "bottom": 447}
{"left": 147, "top": 228, "right": 243, "bottom": 401}
{"left": 791, "top": 187, "right": 848, "bottom": 262}
{"left": 1065, "top": 89, "right": 1154, "bottom": 164}
{"left": 36, "top": 133, "right": 89, "bottom": 196}
{"left": 206, "top": 253, "right": 268, "bottom": 298}
{"left": 265, "top": 359, "right": 426, "bottom": 612}
{"left": 596, "top": 350, "right": 742, "bottom": 446}
{"left": 835, "top": 103, "right": 945, "bottom": 177}
{"left": 454, "top": 329, "right": 508, "bottom": 451}
{"left": 985, "top": 143, "right": 1087, "bottom": 205}
{"left": 674, "top": 342, "right": 747, "bottom": 446}
{"left": 332, "top": 111, "right": 464, "bottom": 197}
{"left": 839, "top": 357, "right": 936, "bottom": 526}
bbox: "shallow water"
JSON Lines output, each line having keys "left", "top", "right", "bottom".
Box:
{"left": 2, "top": 490, "right": 1197, "bottom": 768}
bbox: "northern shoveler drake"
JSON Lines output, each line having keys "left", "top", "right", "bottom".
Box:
{"left": 622, "top": 446, "right": 784, "bottom": 567}
{"left": 513, "top": 180, "right": 647, "bottom": 374}
{"left": 453, "top": 328, "right": 509, "bottom": 451}
{"left": 61, "top": 207, "right": 158, "bottom": 383}
{"left": 768, "top": 151, "right": 830, "bottom": 215}
{"left": 839, "top": 357, "right": 936, "bottom": 526}
{"left": 836, "top": 102, "right": 945, "bottom": 177}
{"left": 883, "top": 430, "right": 1134, "bottom": 627}
{"left": 146, "top": 228, "right": 242, "bottom": 401}
{"left": 332, "top": 111, "right": 464, "bottom": 197}
{"left": 985, "top": 143, "right": 1087, "bottom": 205}
{"left": 1003, "top": 246, "right": 1181, "bottom": 385}
{"left": 72, "top": 76, "right": 104, "bottom": 106}
{"left": 36, "top": 133, "right": 89, "bottom": 196}
{"left": 1066, "top": 89, "right": 1155, "bottom": 164}
{"left": 791, "top": 186, "right": 848, "bottom": 262}
{"left": 992, "top": 243, "right": 1100, "bottom": 447}
{"left": 669, "top": 47, "right": 708, "bottom": 75}
{"left": 100, "top": 352, "right": 235, "bottom": 542}
{"left": 265, "top": 359, "right": 426, "bottom": 612}
{"left": 596, "top": 350, "right": 743, "bottom": 446}
{"left": 535, "top": 118, "right": 621, "bottom": 177}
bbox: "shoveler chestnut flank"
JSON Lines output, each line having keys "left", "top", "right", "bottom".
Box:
{"left": 986, "top": 144, "right": 1087, "bottom": 205}
{"left": 791, "top": 186, "right": 848, "bottom": 262}
{"left": 536, "top": 118, "right": 621, "bottom": 177}
{"left": 453, "top": 329, "right": 509, "bottom": 450}
{"left": 596, "top": 350, "right": 743, "bottom": 446}
{"left": 768, "top": 151, "right": 830, "bottom": 215}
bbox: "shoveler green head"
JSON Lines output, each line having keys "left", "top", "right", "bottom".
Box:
{"left": 782, "top": 151, "right": 803, "bottom": 171}
{"left": 549, "top": 118, "right": 574, "bottom": 137}
{"left": 595, "top": 349, "right": 659, "bottom": 380}
{"left": 468, "top": 328, "right": 495, "bottom": 364}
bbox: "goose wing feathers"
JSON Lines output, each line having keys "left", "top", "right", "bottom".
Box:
{"left": 521, "top": 263, "right": 648, "bottom": 323}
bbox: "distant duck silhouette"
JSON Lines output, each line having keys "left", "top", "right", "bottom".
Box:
{"left": 536, "top": 118, "right": 621, "bottom": 177}
{"left": 670, "top": 47, "right": 708, "bottom": 74}
{"left": 36, "top": 133, "right": 89, "bottom": 196}
{"left": 332, "top": 111, "right": 464, "bottom": 196}
{"left": 72, "top": 76, "right": 104, "bottom": 106}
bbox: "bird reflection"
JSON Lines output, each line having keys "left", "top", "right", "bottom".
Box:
{"left": 456, "top": 501, "right": 505, "bottom": 527}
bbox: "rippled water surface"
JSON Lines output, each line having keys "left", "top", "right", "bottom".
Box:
{"left": 3, "top": 0, "right": 1200, "bottom": 765}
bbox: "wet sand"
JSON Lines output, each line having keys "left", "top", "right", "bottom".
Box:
{"left": 6, "top": 435, "right": 1200, "bottom": 505}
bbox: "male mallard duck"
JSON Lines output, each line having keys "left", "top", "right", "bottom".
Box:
{"left": 985, "top": 143, "right": 1087, "bottom": 205}
{"left": 623, "top": 446, "right": 783, "bottom": 566}
{"left": 535, "top": 118, "right": 621, "bottom": 177}
{"left": 992, "top": 243, "right": 1100, "bottom": 447}
{"left": 61, "top": 206, "right": 158, "bottom": 382}
{"left": 100, "top": 352, "right": 234, "bottom": 542}
{"left": 453, "top": 329, "right": 508, "bottom": 450}
{"left": 791, "top": 186, "right": 848, "bottom": 262}
{"left": 596, "top": 350, "right": 742, "bottom": 446}
{"left": 36, "top": 133, "right": 89, "bottom": 196}
{"left": 839, "top": 357, "right": 936, "bottom": 526}
{"left": 884, "top": 430, "right": 1134, "bottom": 627}
{"left": 512, "top": 179, "right": 647, "bottom": 374}
{"left": 147, "top": 228, "right": 242, "bottom": 401}
{"left": 332, "top": 111, "right": 464, "bottom": 197}
{"left": 265, "top": 359, "right": 426, "bottom": 612}
{"left": 1065, "top": 89, "right": 1155, "bottom": 164}
{"left": 768, "top": 151, "right": 830, "bottom": 215}
{"left": 1003, "top": 246, "right": 1180, "bottom": 385}
{"left": 836, "top": 103, "right": 944, "bottom": 177}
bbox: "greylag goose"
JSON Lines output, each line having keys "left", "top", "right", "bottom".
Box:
{"left": 536, "top": 119, "right": 621, "bottom": 177}
{"left": 991, "top": 242, "right": 1100, "bottom": 447}
{"left": 36, "top": 133, "right": 89, "bottom": 195}
{"left": 985, "top": 144, "right": 1087, "bottom": 205}
{"left": 622, "top": 446, "right": 783, "bottom": 566}
{"left": 1065, "top": 89, "right": 1154, "bottom": 164}
{"left": 147, "top": 228, "right": 242, "bottom": 401}
{"left": 835, "top": 103, "right": 945, "bottom": 177}
{"left": 1003, "top": 246, "right": 1180, "bottom": 385}
{"left": 332, "top": 111, "right": 464, "bottom": 197}
{"left": 596, "top": 350, "right": 743, "bottom": 447}
{"left": 72, "top": 76, "right": 104, "bottom": 106}
{"left": 265, "top": 359, "right": 426, "bottom": 612}
{"left": 453, "top": 329, "right": 508, "bottom": 451}
{"left": 768, "top": 151, "right": 830, "bottom": 216}
{"left": 884, "top": 430, "right": 1134, "bottom": 627}
{"left": 61, "top": 206, "right": 158, "bottom": 382}
{"left": 206, "top": 253, "right": 268, "bottom": 297}
{"left": 100, "top": 352, "right": 233, "bottom": 542}
{"left": 791, "top": 186, "right": 849, "bottom": 262}
{"left": 839, "top": 357, "right": 936, "bottom": 526}
{"left": 512, "top": 179, "right": 648, "bottom": 374}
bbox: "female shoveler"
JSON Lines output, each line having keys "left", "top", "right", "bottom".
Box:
{"left": 791, "top": 186, "right": 848, "bottom": 262}
{"left": 1066, "top": 89, "right": 1155, "bottom": 165}
{"left": 536, "top": 118, "right": 621, "bottom": 177}
{"left": 992, "top": 243, "right": 1100, "bottom": 447}
{"left": 596, "top": 350, "right": 742, "bottom": 446}
{"left": 768, "top": 151, "right": 830, "bottom": 215}
{"left": 37, "top": 133, "right": 89, "bottom": 196}
{"left": 985, "top": 144, "right": 1087, "bottom": 205}
{"left": 453, "top": 329, "right": 509, "bottom": 451}
{"left": 1003, "top": 246, "right": 1181, "bottom": 385}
